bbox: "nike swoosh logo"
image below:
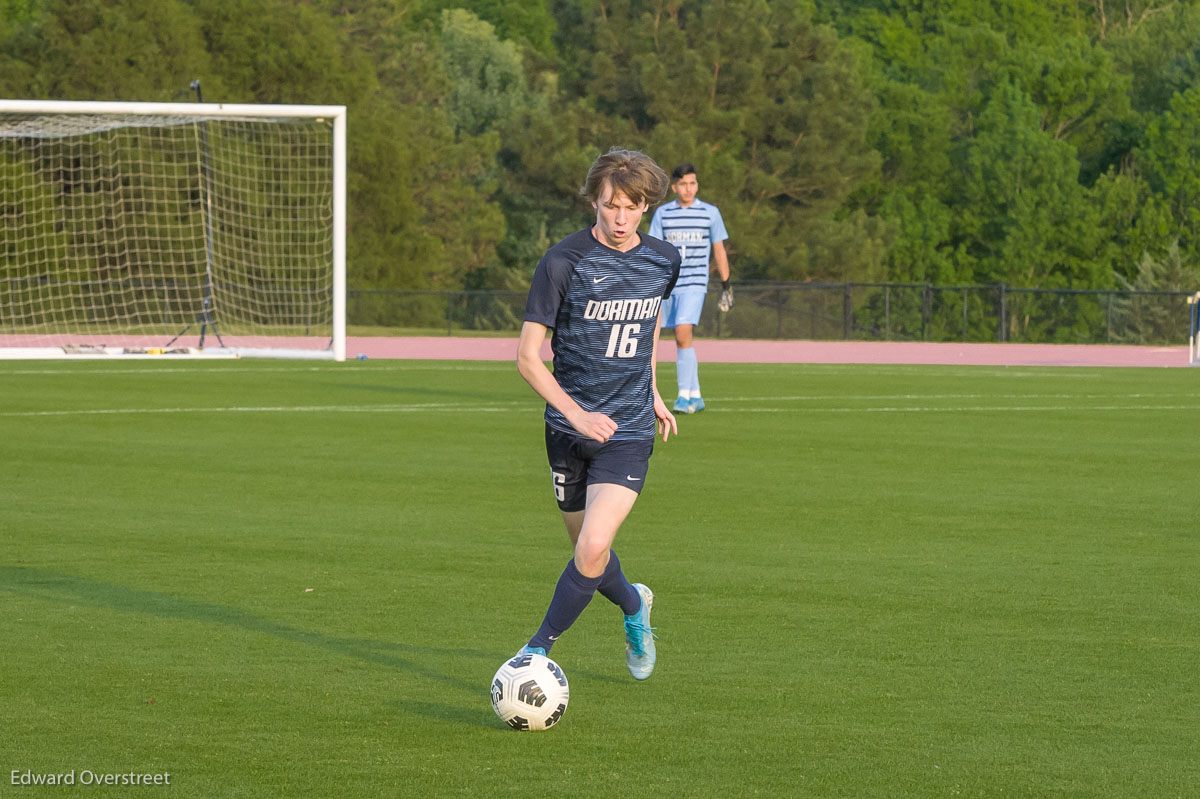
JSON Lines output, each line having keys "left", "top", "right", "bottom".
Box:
{"left": 626, "top": 475, "right": 642, "bottom": 482}
{"left": 548, "top": 635, "right": 560, "bottom": 641}
{"left": 593, "top": 276, "right": 609, "bottom": 283}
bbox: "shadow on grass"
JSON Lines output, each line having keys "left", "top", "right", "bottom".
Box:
{"left": 390, "top": 699, "right": 499, "bottom": 728}
{"left": 0, "top": 565, "right": 514, "bottom": 728}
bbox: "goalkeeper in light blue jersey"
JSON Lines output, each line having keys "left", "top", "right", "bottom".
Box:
{"left": 648, "top": 163, "right": 732, "bottom": 414}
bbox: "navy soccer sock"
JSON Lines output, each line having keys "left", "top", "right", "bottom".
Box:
{"left": 596, "top": 550, "right": 641, "bottom": 616}
{"left": 528, "top": 559, "right": 602, "bottom": 652}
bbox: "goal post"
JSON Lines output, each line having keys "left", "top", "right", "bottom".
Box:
{"left": 1190, "top": 292, "right": 1200, "bottom": 367}
{"left": 0, "top": 99, "right": 346, "bottom": 360}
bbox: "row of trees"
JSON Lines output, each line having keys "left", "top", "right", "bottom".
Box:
{"left": 2, "top": 0, "right": 1200, "bottom": 296}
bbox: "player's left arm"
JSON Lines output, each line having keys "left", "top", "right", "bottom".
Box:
{"left": 711, "top": 240, "right": 730, "bottom": 283}
{"left": 710, "top": 207, "right": 733, "bottom": 310}
{"left": 651, "top": 311, "right": 678, "bottom": 443}
{"left": 712, "top": 240, "right": 733, "bottom": 311}
{"left": 709, "top": 207, "right": 731, "bottom": 283}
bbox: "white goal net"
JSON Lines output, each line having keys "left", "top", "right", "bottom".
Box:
{"left": 0, "top": 99, "right": 345, "bottom": 360}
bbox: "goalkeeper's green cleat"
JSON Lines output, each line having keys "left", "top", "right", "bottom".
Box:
{"left": 624, "top": 583, "right": 657, "bottom": 680}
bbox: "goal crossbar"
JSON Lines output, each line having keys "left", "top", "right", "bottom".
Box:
{"left": 0, "top": 99, "right": 346, "bottom": 360}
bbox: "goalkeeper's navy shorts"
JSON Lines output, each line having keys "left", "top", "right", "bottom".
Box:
{"left": 544, "top": 424, "right": 654, "bottom": 512}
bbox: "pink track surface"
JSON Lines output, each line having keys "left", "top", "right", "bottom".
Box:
{"left": 347, "top": 337, "right": 1191, "bottom": 368}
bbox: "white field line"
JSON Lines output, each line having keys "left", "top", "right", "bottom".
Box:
{"left": 5, "top": 400, "right": 1200, "bottom": 419}
{"left": 0, "top": 363, "right": 514, "bottom": 377}
{"left": 674, "top": 366, "right": 1112, "bottom": 379}
{"left": 719, "top": 392, "right": 1200, "bottom": 402}
{"left": 2, "top": 402, "right": 528, "bottom": 418}
{"left": 0, "top": 363, "right": 1139, "bottom": 379}
{"left": 707, "top": 404, "right": 1200, "bottom": 413}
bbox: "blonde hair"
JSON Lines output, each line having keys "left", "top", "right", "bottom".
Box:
{"left": 580, "top": 147, "right": 670, "bottom": 207}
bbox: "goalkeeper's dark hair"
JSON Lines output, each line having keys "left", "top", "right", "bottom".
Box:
{"left": 671, "top": 163, "right": 697, "bottom": 182}
{"left": 581, "top": 148, "right": 670, "bottom": 208}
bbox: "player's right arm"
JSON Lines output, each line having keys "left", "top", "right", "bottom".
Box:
{"left": 517, "top": 321, "right": 617, "bottom": 443}
{"left": 650, "top": 311, "right": 678, "bottom": 443}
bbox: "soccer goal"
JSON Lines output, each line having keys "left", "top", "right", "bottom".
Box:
{"left": 1190, "top": 292, "right": 1200, "bottom": 366}
{"left": 0, "top": 99, "right": 345, "bottom": 360}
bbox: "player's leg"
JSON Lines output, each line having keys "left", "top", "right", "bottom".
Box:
{"left": 561, "top": 509, "right": 583, "bottom": 546}
{"left": 526, "top": 482, "right": 637, "bottom": 653}
{"left": 525, "top": 428, "right": 593, "bottom": 655}
{"left": 573, "top": 482, "right": 639, "bottom": 576}
{"left": 673, "top": 322, "right": 693, "bottom": 349}
{"left": 674, "top": 323, "right": 697, "bottom": 411}
{"left": 576, "top": 484, "right": 656, "bottom": 678}
{"left": 561, "top": 506, "right": 635, "bottom": 610}
{"left": 662, "top": 293, "right": 691, "bottom": 413}
{"left": 674, "top": 290, "right": 706, "bottom": 412}
{"left": 527, "top": 434, "right": 657, "bottom": 676}
{"left": 581, "top": 440, "right": 657, "bottom": 680}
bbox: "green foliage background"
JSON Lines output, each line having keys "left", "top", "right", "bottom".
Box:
{"left": 3, "top": 0, "right": 1200, "bottom": 299}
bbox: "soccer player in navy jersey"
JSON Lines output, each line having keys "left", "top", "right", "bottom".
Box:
{"left": 648, "top": 163, "right": 732, "bottom": 414}
{"left": 515, "top": 147, "right": 681, "bottom": 681}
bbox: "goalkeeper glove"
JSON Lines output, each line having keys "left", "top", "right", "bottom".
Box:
{"left": 717, "top": 279, "right": 734, "bottom": 312}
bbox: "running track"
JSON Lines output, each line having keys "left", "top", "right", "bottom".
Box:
{"left": 348, "top": 337, "right": 1192, "bottom": 368}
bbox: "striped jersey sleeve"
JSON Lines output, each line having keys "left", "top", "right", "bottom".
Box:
{"left": 647, "top": 199, "right": 727, "bottom": 291}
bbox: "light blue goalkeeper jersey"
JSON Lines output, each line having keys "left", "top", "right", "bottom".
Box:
{"left": 524, "top": 228, "right": 680, "bottom": 441}
{"left": 648, "top": 198, "right": 728, "bottom": 292}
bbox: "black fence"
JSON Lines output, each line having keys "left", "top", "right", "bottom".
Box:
{"left": 347, "top": 282, "right": 1197, "bottom": 346}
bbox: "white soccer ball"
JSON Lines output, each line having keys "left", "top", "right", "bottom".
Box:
{"left": 490, "top": 651, "right": 570, "bottom": 731}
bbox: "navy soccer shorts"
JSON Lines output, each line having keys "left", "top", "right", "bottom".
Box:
{"left": 545, "top": 424, "right": 654, "bottom": 512}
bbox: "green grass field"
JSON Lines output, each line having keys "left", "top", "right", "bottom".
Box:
{"left": 2, "top": 359, "right": 1197, "bottom": 798}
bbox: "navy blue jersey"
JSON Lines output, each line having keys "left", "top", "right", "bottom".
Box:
{"left": 524, "top": 228, "right": 681, "bottom": 440}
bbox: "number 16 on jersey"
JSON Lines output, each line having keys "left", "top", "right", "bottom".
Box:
{"left": 604, "top": 323, "right": 641, "bottom": 358}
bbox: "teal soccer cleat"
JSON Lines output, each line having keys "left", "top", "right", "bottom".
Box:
{"left": 517, "top": 645, "right": 547, "bottom": 657}
{"left": 689, "top": 396, "right": 705, "bottom": 413}
{"left": 624, "top": 583, "right": 657, "bottom": 680}
{"left": 672, "top": 396, "right": 691, "bottom": 414}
